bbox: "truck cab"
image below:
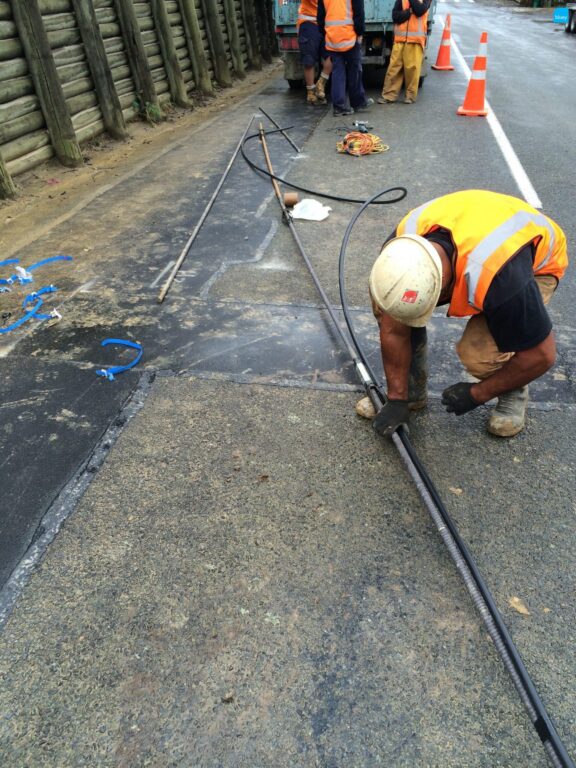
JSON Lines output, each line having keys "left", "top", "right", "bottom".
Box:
{"left": 274, "top": 0, "right": 437, "bottom": 88}
{"left": 566, "top": 4, "right": 576, "bottom": 33}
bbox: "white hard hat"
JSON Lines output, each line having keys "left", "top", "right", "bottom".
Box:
{"left": 369, "top": 234, "right": 443, "bottom": 327}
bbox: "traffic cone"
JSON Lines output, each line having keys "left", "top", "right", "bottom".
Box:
{"left": 457, "top": 32, "right": 488, "bottom": 116}
{"left": 432, "top": 15, "right": 454, "bottom": 71}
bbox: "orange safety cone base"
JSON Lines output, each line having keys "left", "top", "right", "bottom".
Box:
{"left": 457, "top": 105, "right": 488, "bottom": 116}
{"left": 432, "top": 63, "right": 454, "bottom": 71}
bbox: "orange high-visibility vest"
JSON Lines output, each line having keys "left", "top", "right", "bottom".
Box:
{"left": 297, "top": 0, "right": 318, "bottom": 29}
{"left": 396, "top": 190, "right": 568, "bottom": 318}
{"left": 394, "top": 0, "right": 428, "bottom": 47}
{"left": 323, "top": 0, "right": 357, "bottom": 52}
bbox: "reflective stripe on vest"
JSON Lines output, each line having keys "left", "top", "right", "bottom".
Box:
{"left": 324, "top": 0, "right": 356, "bottom": 52}
{"left": 394, "top": 0, "right": 428, "bottom": 47}
{"left": 398, "top": 190, "right": 568, "bottom": 316}
{"left": 297, "top": 0, "right": 318, "bottom": 28}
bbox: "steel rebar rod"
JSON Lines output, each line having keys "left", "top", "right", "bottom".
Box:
{"left": 157, "top": 116, "right": 255, "bottom": 303}
{"left": 258, "top": 106, "right": 301, "bottom": 153}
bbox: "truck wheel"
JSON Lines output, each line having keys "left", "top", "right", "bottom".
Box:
{"left": 287, "top": 79, "right": 304, "bottom": 90}
{"left": 571, "top": 12, "right": 576, "bottom": 32}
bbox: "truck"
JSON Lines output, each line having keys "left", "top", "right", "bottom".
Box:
{"left": 273, "top": 0, "right": 438, "bottom": 89}
{"left": 565, "top": 4, "right": 576, "bottom": 33}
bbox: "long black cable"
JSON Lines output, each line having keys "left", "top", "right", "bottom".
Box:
{"left": 241, "top": 128, "right": 408, "bottom": 207}
{"left": 338, "top": 188, "right": 575, "bottom": 768}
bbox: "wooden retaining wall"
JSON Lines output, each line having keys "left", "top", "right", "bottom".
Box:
{"left": 0, "top": 0, "right": 276, "bottom": 197}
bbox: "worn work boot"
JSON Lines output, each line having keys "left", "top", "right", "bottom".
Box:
{"left": 356, "top": 395, "right": 377, "bottom": 419}
{"left": 487, "top": 386, "right": 529, "bottom": 437}
{"left": 306, "top": 86, "right": 319, "bottom": 106}
{"left": 314, "top": 75, "right": 328, "bottom": 105}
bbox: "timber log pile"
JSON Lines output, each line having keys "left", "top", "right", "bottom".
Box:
{"left": 0, "top": 0, "right": 276, "bottom": 197}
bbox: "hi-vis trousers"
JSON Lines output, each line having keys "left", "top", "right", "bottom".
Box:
{"left": 381, "top": 41, "right": 424, "bottom": 102}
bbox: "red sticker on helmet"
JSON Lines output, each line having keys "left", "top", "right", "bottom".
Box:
{"left": 401, "top": 289, "right": 419, "bottom": 304}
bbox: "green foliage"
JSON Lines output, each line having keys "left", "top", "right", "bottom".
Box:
{"left": 132, "top": 97, "right": 164, "bottom": 124}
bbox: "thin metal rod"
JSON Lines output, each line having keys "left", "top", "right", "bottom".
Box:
{"left": 258, "top": 126, "right": 389, "bottom": 428}
{"left": 258, "top": 125, "right": 361, "bottom": 369}
{"left": 258, "top": 106, "right": 301, "bottom": 153}
{"left": 157, "top": 116, "right": 255, "bottom": 303}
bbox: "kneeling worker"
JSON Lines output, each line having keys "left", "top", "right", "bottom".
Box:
{"left": 359, "top": 190, "right": 568, "bottom": 438}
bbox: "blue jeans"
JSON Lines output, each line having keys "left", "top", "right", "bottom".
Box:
{"left": 330, "top": 43, "right": 366, "bottom": 111}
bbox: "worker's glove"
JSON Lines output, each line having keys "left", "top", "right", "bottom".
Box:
{"left": 441, "top": 382, "right": 480, "bottom": 416}
{"left": 372, "top": 399, "right": 410, "bottom": 438}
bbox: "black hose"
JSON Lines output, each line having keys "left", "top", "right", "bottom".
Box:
{"left": 241, "top": 128, "right": 408, "bottom": 207}
{"left": 338, "top": 188, "right": 575, "bottom": 768}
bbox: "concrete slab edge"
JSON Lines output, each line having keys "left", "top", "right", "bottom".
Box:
{"left": 0, "top": 370, "right": 156, "bottom": 632}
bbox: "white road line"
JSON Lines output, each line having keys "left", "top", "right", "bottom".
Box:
{"left": 149, "top": 259, "right": 175, "bottom": 288}
{"left": 440, "top": 17, "right": 542, "bottom": 208}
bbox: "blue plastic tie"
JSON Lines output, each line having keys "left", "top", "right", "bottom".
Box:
{"left": 0, "top": 258, "right": 19, "bottom": 285}
{"left": 22, "top": 285, "right": 58, "bottom": 320}
{"left": 96, "top": 338, "right": 143, "bottom": 381}
{"left": 27, "top": 255, "right": 73, "bottom": 272}
{"left": 0, "top": 299, "right": 44, "bottom": 334}
{"left": 2, "top": 254, "right": 73, "bottom": 285}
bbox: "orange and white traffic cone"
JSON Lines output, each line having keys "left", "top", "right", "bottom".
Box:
{"left": 457, "top": 32, "right": 488, "bottom": 116}
{"left": 432, "top": 15, "right": 454, "bottom": 71}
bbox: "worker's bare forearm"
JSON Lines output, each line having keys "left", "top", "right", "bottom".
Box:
{"left": 378, "top": 314, "right": 412, "bottom": 399}
{"left": 470, "top": 333, "right": 556, "bottom": 403}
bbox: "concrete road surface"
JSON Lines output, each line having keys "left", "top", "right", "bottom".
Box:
{"left": 0, "top": 1, "right": 575, "bottom": 766}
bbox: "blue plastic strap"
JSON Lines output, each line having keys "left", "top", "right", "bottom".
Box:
{"left": 22, "top": 285, "right": 58, "bottom": 308}
{"left": 27, "top": 255, "right": 73, "bottom": 272}
{"left": 0, "top": 258, "right": 19, "bottom": 285}
{"left": 96, "top": 338, "right": 143, "bottom": 381}
{"left": 2, "top": 254, "right": 73, "bottom": 285}
{"left": 0, "top": 299, "right": 44, "bottom": 334}
{"left": 22, "top": 285, "right": 58, "bottom": 320}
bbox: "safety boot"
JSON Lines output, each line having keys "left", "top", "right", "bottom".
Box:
{"left": 306, "top": 87, "right": 319, "bottom": 106}
{"left": 314, "top": 75, "right": 328, "bottom": 105}
{"left": 487, "top": 386, "right": 528, "bottom": 437}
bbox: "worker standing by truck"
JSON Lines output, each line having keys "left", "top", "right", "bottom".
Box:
{"left": 318, "top": 0, "right": 371, "bottom": 115}
{"left": 357, "top": 190, "right": 569, "bottom": 438}
{"left": 297, "top": 0, "right": 333, "bottom": 105}
{"left": 378, "top": 0, "right": 433, "bottom": 104}
{"left": 296, "top": 0, "right": 332, "bottom": 106}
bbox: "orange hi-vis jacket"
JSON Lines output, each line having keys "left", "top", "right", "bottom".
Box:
{"left": 323, "top": 0, "right": 357, "bottom": 52}
{"left": 297, "top": 0, "right": 318, "bottom": 29}
{"left": 394, "top": 0, "right": 428, "bottom": 47}
{"left": 397, "top": 190, "right": 568, "bottom": 318}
